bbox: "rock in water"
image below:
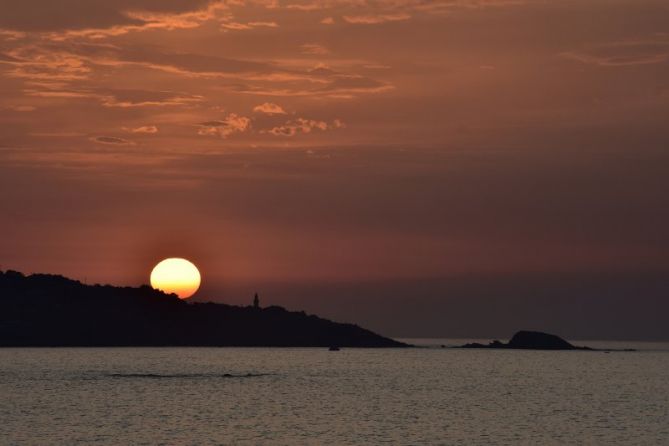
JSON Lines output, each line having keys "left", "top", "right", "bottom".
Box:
{"left": 459, "top": 330, "right": 590, "bottom": 350}
{"left": 507, "top": 330, "right": 575, "bottom": 350}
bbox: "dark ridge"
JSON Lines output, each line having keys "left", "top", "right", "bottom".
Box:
{"left": 459, "top": 330, "right": 592, "bottom": 350}
{"left": 0, "top": 270, "right": 407, "bottom": 348}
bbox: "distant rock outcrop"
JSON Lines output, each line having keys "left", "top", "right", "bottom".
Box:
{"left": 460, "top": 330, "right": 591, "bottom": 350}
{"left": 0, "top": 270, "right": 407, "bottom": 348}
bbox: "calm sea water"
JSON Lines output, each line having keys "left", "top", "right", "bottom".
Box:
{"left": 1, "top": 341, "right": 668, "bottom": 445}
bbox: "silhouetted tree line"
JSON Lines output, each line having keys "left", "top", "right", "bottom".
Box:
{"left": 0, "top": 270, "right": 406, "bottom": 347}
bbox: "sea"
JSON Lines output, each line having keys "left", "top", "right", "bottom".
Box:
{"left": 1, "top": 339, "right": 668, "bottom": 445}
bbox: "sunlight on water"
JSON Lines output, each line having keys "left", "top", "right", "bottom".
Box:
{"left": 1, "top": 347, "right": 668, "bottom": 445}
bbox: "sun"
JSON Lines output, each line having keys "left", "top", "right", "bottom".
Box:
{"left": 150, "top": 258, "right": 201, "bottom": 299}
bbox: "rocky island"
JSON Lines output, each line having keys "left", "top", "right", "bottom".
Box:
{"left": 459, "top": 330, "right": 592, "bottom": 350}
{"left": 0, "top": 270, "right": 407, "bottom": 348}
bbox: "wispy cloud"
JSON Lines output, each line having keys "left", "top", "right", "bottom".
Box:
{"left": 7, "top": 105, "right": 36, "bottom": 112}
{"left": 342, "top": 13, "right": 411, "bottom": 25}
{"left": 91, "top": 136, "right": 134, "bottom": 145}
{"left": 301, "top": 43, "right": 330, "bottom": 55}
{"left": 101, "top": 90, "right": 204, "bottom": 108}
{"left": 562, "top": 40, "right": 669, "bottom": 66}
{"left": 221, "top": 21, "right": 279, "bottom": 31}
{"left": 46, "top": 2, "right": 228, "bottom": 40}
{"left": 125, "top": 125, "right": 158, "bottom": 134}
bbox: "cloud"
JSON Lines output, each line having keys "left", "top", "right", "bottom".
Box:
{"left": 301, "top": 43, "right": 330, "bottom": 55}
{"left": 332, "top": 119, "right": 345, "bottom": 128}
{"left": 198, "top": 114, "right": 252, "bottom": 138}
{"left": 101, "top": 90, "right": 204, "bottom": 107}
{"left": 0, "top": 0, "right": 218, "bottom": 34}
{"left": 23, "top": 85, "right": 204, "bottom": 108}
{"left": 100, "top": 46, "right": 274, "bottom": 75}
{"left": 248, "top": 21, "right": 279, "bottom": 28}
{"left": 221, "top": 21, "right": 279, "bottom": 31}
{"left": 11, "top": 105, "right": 36, "bottom": 112}
{"left": 30, "top": 132, "right": 86, "bottom": 137}
{"left": 253, "top": 102, "right": 287, "bottom": 115}
{"left": 342, "top": 13, "right": 411, "bottom": 25}
{"left": 562, "top": 40, "right": 669, "bottom": 66}
{"left": 0, "top": 0, "right": 525, "bottom": 37}
{"left": 125, "top": 125, "right": 158, "bottom": 134}
{"left": 285, "top": 2, "right": 324, "bottom": 11}
{"left": 53, "top": 2, "right": 227, "bottom": 40}
{"left": 91, "top": 136, "right": 134, "bottom": 145}
{"left": 3, "top": 31, "right": 390, "bottom": 103}
{"left": 0, "top": 30, "right": 26, "bottom": 40}
{"left": 25, "top": 89, "right": 97, "bottom": 99}
{"left": 4, "top": 46, "right": 91, "bottom": 81}
{"left": 230, "top": 69, "right": 393, "bottom": 98}
{"left": 266, "top": 118, "right": 344, "bottom": 136}
{"left": 0, "top": 52, "right": 21, "bottom": 62}
{"left": 5, "top": 41, "right": 287, "bottom": 90}
{"left": 308, "top": 63, "right": 339, "bottom": 76}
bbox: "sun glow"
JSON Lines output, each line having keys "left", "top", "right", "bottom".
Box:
{"left": 150, "top": 258, "right": 201, "bottom": 299}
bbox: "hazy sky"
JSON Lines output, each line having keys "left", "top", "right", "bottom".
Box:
{"left": 1, "top": 0, "right": 668, "bottom": 338}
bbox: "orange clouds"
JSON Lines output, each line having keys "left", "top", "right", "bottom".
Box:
{"left": 198, "top": 114, "right": 252, "bottom": 138}
{"left": 44, "top": 1, "right": 228, "bottom": 40}
{"left": 194, "top": 113, "right": 343, "bottom": 138}
{"left": 0, "top": 0, "right": 409, "bottom": 148}
{"left": 267, "top": 118, "right": 345, "bottom": 136}
{"left": 1, "top": 0, "right": 668, "bottom": 155}
{"left": 253, "top": 102, "right": 287, "bottom": 115}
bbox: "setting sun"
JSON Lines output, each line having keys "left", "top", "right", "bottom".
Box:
{"left": 150, "top": 258, "right": 201, "bottom": 299}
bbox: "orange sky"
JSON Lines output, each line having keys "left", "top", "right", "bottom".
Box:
{"left": 1, "top": 0, "right": 668, "bottom": 297}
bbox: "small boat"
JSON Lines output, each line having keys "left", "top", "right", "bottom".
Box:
{"left": 328, "top": 346, "right": 340, "bottom": 351}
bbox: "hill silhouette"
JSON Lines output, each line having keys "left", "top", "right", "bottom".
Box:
{"left": 0, "top": 270, "right": 406, "bottom": 347}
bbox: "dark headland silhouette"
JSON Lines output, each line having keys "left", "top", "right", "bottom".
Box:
{"left": 0, "top": 270, "right": 406, "bottom": 348}
{"left": 459, "top": 330, "right": 592, "bottom": 350}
